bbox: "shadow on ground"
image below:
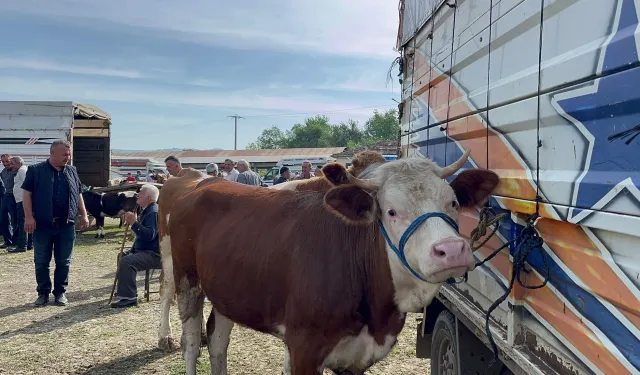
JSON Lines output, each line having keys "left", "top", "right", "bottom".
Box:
{"left": 75, "top": 348, "right": 172, "bottom": 375}
{"left": 0, "top": 298, "right": 130, "bottom": 339}
{"left": 0, "top": 284, "right": 120, "bottom": 320}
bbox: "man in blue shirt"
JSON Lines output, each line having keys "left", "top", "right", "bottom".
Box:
{"left": 22, "top": 140, "right": 90, "bottom": 307}
{"left": 111, "top": 183, "right": 161, "bottom": 308}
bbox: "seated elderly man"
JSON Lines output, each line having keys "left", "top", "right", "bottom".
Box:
{"left": 110, "top": 184, "right": 161, "bottom": 308}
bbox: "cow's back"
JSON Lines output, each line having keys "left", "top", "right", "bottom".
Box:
{"left": 169, "top": 179, "right": 395, "bottom": 337}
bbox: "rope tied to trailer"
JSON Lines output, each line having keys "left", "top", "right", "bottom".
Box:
{"left": 446, "top": 206, "right": 551, "bottom": 365}
{"left": 445, "top": 206, "right": 509, "bottom": 285}
{"left": 480, "top": 212, "right": 550, "bottom": 366}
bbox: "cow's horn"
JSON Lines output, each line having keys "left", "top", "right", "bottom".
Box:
{"left": 439, "top": 149, "right": 471, "bottom": 179}
{"left": 347, "top": 173, "right": 378, "bottom": 191}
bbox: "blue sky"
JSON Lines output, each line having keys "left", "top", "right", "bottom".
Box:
{"left": 0, "top": 0, "right": 401, "bottom": 150}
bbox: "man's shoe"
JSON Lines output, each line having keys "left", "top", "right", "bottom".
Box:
{"left": 34, "top": 294, "right": 49, "bottom": 307}
{"left": 0, "top": 243, "right": 11, "bottom": 249}
{"left": 8, "top": 247, "right": 25, "bottom": 253}
{"left": 54, "top": 293, "right": 68, "bottom": 306}
{"left": 110, "top": 298, "right": 138, "bottom": 308}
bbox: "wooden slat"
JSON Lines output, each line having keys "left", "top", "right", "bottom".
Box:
{"left": 74, "top": 119, "right": 110, "bottom": 129}
{"left": 74, "top": 128, "right": 109, "bottom": 137}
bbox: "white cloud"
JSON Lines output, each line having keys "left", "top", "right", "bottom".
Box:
{"left": 0, "top": 76, "right": 387, "bottom": 114}
{"left": 1, "top": 0, "right": 400, "bottom": 59}
{"left": 0, "top": 57, "right": 144, "bottom": 78}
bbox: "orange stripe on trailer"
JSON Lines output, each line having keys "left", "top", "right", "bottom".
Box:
{"left": 536, "top": 218, "right": 640, "bottom": 330}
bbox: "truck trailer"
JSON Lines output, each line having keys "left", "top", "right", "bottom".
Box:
{"left": 0, "top": 101, "right": 111, "bottom": 187}
{"left": 396, "top": 0, "right": 640, "bottom": 374}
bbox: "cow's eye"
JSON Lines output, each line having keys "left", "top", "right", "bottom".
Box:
{"left": 451, "top": 200, "right": 459, "bottom": 209}
{"left": 387, "top": 209, "right": 397, "bottom": 217}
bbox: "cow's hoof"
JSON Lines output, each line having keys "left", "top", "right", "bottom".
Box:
{"left": 100, "top": 234, "right": 105, "bottom": 239}
{"left": 158, "top": 336, "right": 177, "bottom": 352}
{"left": 94, "top": 234, "right": 99, "bottom": 238}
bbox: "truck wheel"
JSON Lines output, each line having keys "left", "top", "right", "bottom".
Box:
{"left": 430, "top": 310, "right": 458, "bottom": 375}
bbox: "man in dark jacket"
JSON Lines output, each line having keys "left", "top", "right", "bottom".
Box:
{"left": 22, "top": 140, "right": 90, "bottom": 306}
{"left": 0, "top": 154, "right": 17, "bottom": 248}
{"left": 273, "top": 166, "right": 290, "bottom": 185}
{"left": 111, "top": 184, "right": 161, "bottom": 308}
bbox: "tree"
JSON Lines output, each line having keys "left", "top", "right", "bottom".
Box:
{"left": 329, "top": 119, "right": 363, "bottom": 148}
{"left": 363, "top": 109, "right": 400, "bottom": 143}
{"left": 283, "top": 115, "right": 333, "bottom": 148}
{"left": 244, "top": 108, "right": 400, "bottom": 150}
{"left": 246, "top": 126, "right": 287, "bottom": 149}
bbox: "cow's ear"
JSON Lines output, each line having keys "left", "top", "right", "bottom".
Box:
{"left": 449, "top": 169, "right": 500, "bottom": 207}
{"left": 323, "top": 185, "right": 376, "bottom": 225}
{"left": 322, "top": 163, "right": 349, "bottom": 186}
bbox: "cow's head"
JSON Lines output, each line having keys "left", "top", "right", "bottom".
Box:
{"left": 322, "top": 151, "right": 499, "bottom": 306}
{"left": 117, "top": 191, "right": 140, "bottom": 215}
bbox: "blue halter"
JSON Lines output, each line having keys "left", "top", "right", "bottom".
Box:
{"left": 377, "top": 212, "right": 460, "bottom": 282}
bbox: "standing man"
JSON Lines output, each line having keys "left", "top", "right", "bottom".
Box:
{"left": 9, "top": 156, "right": 31, "bottom": 253}
{"left": 236, "top": 160, "right": 261, "bottom": 186}
{"left": 0, "top": 154, "right": 16, "bottom": 248}
{"left": 273, "top": 166, "right": 290, "bottom": 185}
{"left": 22, "top": 140, "right": 90, "bottom": 307}
{"left": 164, "top": 155, "right": 182, "bottom": 177}
{"left": 223, "top": 158, "right": 239, "bottom": 182}
{"left": 111, "top": 184, "right": 161, "bottom": 308}
{"left": 295, "top": 160, "right": 314, "bottom": 180}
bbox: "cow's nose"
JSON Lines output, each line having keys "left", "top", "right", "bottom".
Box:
{"left": 432, "top": 240, "right": 466, "bottom": 260}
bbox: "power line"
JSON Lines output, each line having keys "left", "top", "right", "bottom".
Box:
{"left": 241, "top": 104, "right": 396, "bottom": 119}
{"left": 228, "top": 114, "right": 244, "bottom": 150}
{"left": 116, "top": 104, "right": 398, "bottom": 138}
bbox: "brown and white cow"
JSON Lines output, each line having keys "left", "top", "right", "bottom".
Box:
{"left": 167, "top": 151, "right": 499, "bottom": 375}
{"left": 156, "top": 151, "right": 388, "bottom": 353}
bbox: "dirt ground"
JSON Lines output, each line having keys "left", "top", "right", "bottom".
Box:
{"left": 0, "top": 219, "right": 431, "bottom": 375}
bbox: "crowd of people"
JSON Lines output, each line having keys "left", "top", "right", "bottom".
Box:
{"left": 1, "top": 146, "right": 329, "bottom": 309}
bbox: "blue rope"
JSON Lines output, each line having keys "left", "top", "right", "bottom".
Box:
{"left": 378, "top": 212, "right": 460, "bottom": 282}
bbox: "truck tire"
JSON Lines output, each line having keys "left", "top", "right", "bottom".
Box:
{"left": 430, "top": 310, "right": 458, "bottom": 375}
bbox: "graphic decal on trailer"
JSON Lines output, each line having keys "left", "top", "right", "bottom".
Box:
{"left": 403, "top": 0, "right": 640, "bottom": 373}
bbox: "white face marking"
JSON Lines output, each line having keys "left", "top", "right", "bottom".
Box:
{"left": 323, "top": 326, "right": 397, "bottom": 372}
{"left": 364, "top": 159, "right": 475, "bottom": 312}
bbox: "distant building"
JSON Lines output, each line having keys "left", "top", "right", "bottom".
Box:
{"left": 111, "top": 147, "right": 346, "bottom": 177}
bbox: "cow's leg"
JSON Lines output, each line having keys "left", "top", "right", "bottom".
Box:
{"left": 206, "top": 309, "right": 234, "bottom": 375}
{"left": 96, "top": 216, "right": 105, "bottom": 239}
{"left": 282, "top": 348, "right": 291, "bottom": 375}
{"left": 177, "top": 276, "right": 205, "bottom": 375}
{"left": 287, "top": 337, "right": 324, "bottom": 375}
{"left": 158, "top": 235, "right": 177, "bottom": 351}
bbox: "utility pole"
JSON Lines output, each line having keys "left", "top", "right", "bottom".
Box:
{"left": 228, "top": 115, "right": 244, "bottom": 150}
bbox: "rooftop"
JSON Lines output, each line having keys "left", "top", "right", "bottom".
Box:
{"left": 112, "top": 147, "right": 347, "bottom": 164}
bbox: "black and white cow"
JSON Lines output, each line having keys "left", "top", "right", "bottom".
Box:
{"left": 82, "top": 190, "right": 140, "bottom": 238}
